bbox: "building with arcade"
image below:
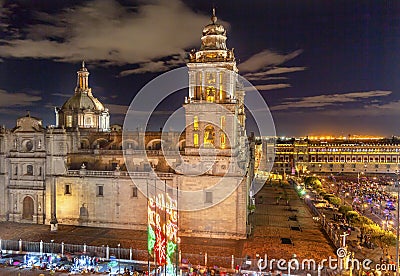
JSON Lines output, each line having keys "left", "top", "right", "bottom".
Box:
{"left": 271, "top": 136, "right": 400, "bottom": 176}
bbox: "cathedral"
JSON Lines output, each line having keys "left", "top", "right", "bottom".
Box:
{"left": 0, "top": 11, "right": 252, "bottom": 239}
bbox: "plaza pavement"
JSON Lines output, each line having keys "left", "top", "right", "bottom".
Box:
{"left": 244, "top": 182, "right": 335, "bottom": 262}
{"left": 0, "top": 182, "right": 336, "bottom": 269}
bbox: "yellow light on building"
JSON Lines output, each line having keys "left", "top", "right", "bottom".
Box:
{"left": 194, "top": 133, "right": 199, "bottom": 147}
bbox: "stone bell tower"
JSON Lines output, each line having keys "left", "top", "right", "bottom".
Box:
{"left": 184, "top": 9, "right": 246, "bottom": 174}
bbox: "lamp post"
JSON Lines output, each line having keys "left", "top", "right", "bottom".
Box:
{"left": 50, "top": 239, "right": 54, "bottom": 269}
{"left": 118, "top": 243, "right": 121, "bottom": 275}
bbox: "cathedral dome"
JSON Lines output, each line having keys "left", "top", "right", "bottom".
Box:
{"left": 55, "top": 62, "right": 110, "bottom": 131}
{"left": 61, "top": 92, "right": 105, "bottom": 112}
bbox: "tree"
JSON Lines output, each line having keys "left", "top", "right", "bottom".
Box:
{"left": 339, "top": 205, "right": 353, "bottom": 215}
{"left": 370, "top": 228, "right": 396, "bottom": 256}
{"left": 345, "top": 211, "right": 360, "bottom": 222}
{"left": 304, "top": 176, "right": 322, "bottom": 189}
{"left": 326, "top": 196, "right": 341, "bottom": 206}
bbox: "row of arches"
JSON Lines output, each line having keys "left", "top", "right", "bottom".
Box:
{"left": 193, "top": 125, "right": 228, "bottom": 148}
{"left": 80, "top": 138, "right": 186, "bottom": 151}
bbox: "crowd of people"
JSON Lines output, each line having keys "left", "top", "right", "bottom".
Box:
{"left": 328, "top": 175, "right": 397, "bottom": 222}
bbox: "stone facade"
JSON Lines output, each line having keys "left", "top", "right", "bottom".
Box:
{"left": 270, "top": 137, "right": 400, "bottom": 175}
{"left": 0, "top": 11, "right": 251, "bottom": 240}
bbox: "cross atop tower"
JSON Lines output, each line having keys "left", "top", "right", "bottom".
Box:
{"left": 211, "top": 8, "right": 217, "bottom": 24}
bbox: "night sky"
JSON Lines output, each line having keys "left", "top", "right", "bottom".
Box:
{"left": 0, "top": 0, "right": 399, "bottom": 137}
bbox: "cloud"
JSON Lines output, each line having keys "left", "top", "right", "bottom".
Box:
{"left": 247, "top": 84, "right": 291, "bottom": 91}
{"left": 118, "top": 54, "right": 185, "bottom": 76}
{"left": 306, "top": 100, "right": 400, "bottom": 118}
{"left": 271, "top": 90, "right": 392, "bottom": 111}
{"left": 238, "top": 49, "right": 303, "bottom": 72}
{"left": 0, "top": 1, "right": 11, "bottom": 30}
{"left": 106, "top": 104, "right": 129, "bottom": 115}
{"left": 242, "top": 66, "right": 306, "bottom": 81}
{"left": 0, "top": 0, "right": 219, "bottom": 66}
{"left": 264, "top": 67, "right": 306, "bottom": 75}
{"left": 0, "top": 89, "right": 42, "bottom": 107}
{"left": 0, "top": 108, "right": 29, "bottom": 116}
{"left": 243, "top": 70, "right": 289, "bottom": 81}
{"left": 51, "top": 93, "right": 72, "bottom": 98}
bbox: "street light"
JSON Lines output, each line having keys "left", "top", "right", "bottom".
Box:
{"left": 118, "top": 243, "right": 121, "bottom": 275}
{"left": 50, "top": 239, "right": 54, "bottom": 269}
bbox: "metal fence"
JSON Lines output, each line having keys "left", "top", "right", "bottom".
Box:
{"left": 304, "top": 198, "right": 342, "bottom": 249}
{"left": 0, "top": 239, "right": 247, "bottom": 270}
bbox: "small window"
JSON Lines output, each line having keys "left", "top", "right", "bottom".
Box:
{"left": 194, "top": 133, "right": 199, "bottom": 147}
{"left": 132, "top": 187, "right": 138, "bottom": 198}
{"left": 205, "top": 191, "right": 213, "bottom": 203}
{"left": 26, "top": 165, "right": 33, "bottom": 175}
{"left": 193, "top": 116, "right": 199, "bottom": 130}
{"left": 220, "top": 116, "right": 225, "bottom": 130}
{"left": 375, "top": 164, "right": 379, "bottom": 169}
{"left": 39, "top": 167, "right": 42, "bottom": 176}
{"left": 85, "top": 117, "right": 92, "bottom": 126}
{"left": 97, "top": 185, "right": 104, "bottom": 197}
{"left": 65, "top": 184, "right": 71, "bottom": 195}
{"left": 66, "top": 115, "right": 72, "bottom": 128}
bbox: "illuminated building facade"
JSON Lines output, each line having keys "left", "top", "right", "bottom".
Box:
{"left": 0, "top": 11, "right": 250, "bottom": 240}
{"left": 271, "top": 137, "right": 400, "bottom": 175}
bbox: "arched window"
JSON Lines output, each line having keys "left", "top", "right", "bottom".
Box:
{"left": 220, "top": 116, "right": 225, "bottom": 130}
{"left": 193, "top": 116, "right": 199, "bottom": 130}
{"left": 204, "top": 125, "right": 215, "bottom": 146}
{"left": 194, "top": 133, "right": 199, "bottom": 147}
{"left": 206, "top": 87, "right": 216, "bottom": 102}
{"left": 85, "top": 117, "right": 92, "bottom": 126}
{"left": 66, "top": 115, "right": 72, "bottom": 127}
{"left": 220, "top": 132, "right": 226, "bottom": 149}
{"left": 219, "top": 71, "right": 224, "bottom": 101}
